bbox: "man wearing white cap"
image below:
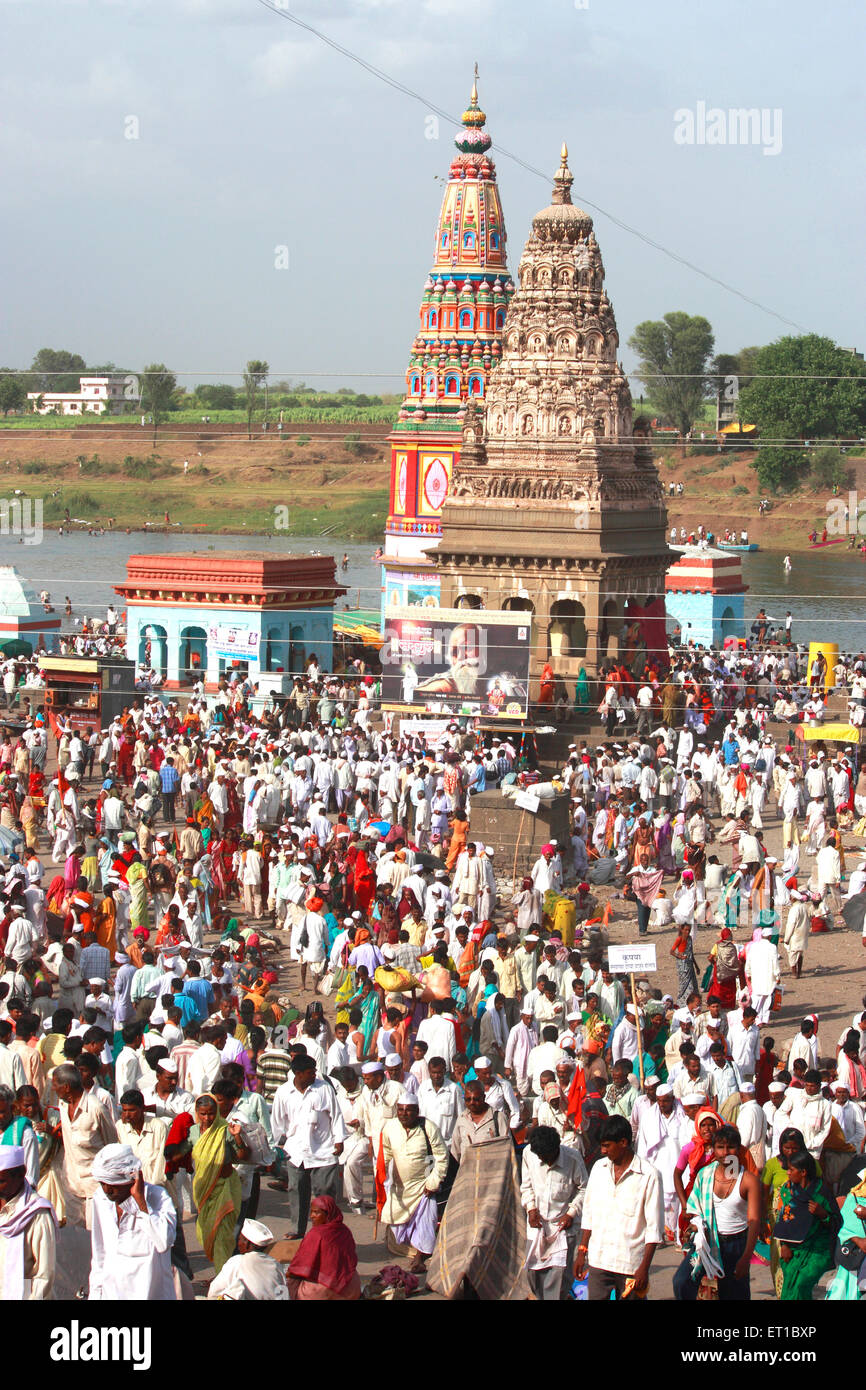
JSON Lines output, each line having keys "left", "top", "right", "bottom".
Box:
{"left": 206, "top": 1218, "right": 288, "bottom": 1300}
{"left": 830, "top": 1083, "right": 866, "bottom": 1153}
{"left": 89, "top": 1143, "right": 176, "bottom": 1300}
{"left": 782, "top": 890, "right": 811, "bottom": 979}
{"left": 763, "top": 1081, "right": 788, "bottom": 1156}
{"left": 380, "top": 1093, "right": 448, "bottom": 1272}
{"left": 342, "top": 1061, "right": 403, "bottom": 1215}
{"left": 504, "top": 1007, "right": 539, "bottom": 1098}
{"left": 735, "top": 1082, "right": 766, "bottom": 1169}
{"left": 477, "top": 844, "right": 497, "bottom": 921}
{"left": 53, "top": 1063, "right": 118, "bottom": 1229}
{"left": 632, "top": 1070, "right": 669, "bottom": 1140}
{"left": 634, "top": 1084, "right": 682, "bottom": 1239}
{"left": 0, "top": 1143, "right": 56, "bottom": 1299}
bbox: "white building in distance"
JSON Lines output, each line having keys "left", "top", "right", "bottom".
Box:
{"left": 27, "top": 376, "right": 127, "bottom": 416}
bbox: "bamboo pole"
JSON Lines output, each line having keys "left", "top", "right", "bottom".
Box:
{"left": 630, "top": 972, "right": 645, "bottom": 1087}
{"left": 511, "top": 808, "right": 527, "bottom": 891}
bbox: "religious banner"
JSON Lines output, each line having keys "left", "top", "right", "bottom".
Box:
{"left": 207, "top": 623, "right": 260, "bottom": 661}
{"left": 381, "top": 606, "right": 531, "bottom": 719}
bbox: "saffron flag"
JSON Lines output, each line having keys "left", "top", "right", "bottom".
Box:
{"left": 375, "top": 1132, "right": 388, "bottom": 1216}
{"left": 566, "top": 1064, "right": 586, "bottom": 1129}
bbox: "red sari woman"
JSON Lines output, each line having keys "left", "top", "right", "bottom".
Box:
{"left": 353, "top": 844, "right": 375, "bottom": 916}
{"left": 708, "top": 926, "right": 742, "bottom": 1009}
{"left": 287, "top": 1196, "right": 361, "bottom": 1301}
{"left": 538, "top": 663, "right": 556, "bottom": 705}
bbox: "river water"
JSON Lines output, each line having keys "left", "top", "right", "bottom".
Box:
{"left": 0, "top": 531, "right": 863, "bottom": 654}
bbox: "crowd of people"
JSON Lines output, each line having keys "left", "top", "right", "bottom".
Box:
{"left": 0, "top": 617, "right": 864, "bottom": 1305}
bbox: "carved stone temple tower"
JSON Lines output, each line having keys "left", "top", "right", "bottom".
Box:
{"left": 435, "top": 146, "right": 670, "bottom": 685}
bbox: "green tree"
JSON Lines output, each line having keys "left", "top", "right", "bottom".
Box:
{"left": 810, "top": 446, "right": 848, "bottom": 491}
{"left": 140, "top": 364, "right": 177, "bottom": 446}
{"left": 30, "top": 348, "right": 87, "bottom": 392}
{"left": 243, "top": 360, "right": 269, "bottom": 438}
{"left": 0, "top": 374, "right": 26, "bottom": 414}
{"left": 628, "top": 312, "right": 715, "bottom": 437}
{"left": 738, "top": 334, "right": 866, "bottom": 440}
{"left": 739, "top": 335, "right": 866, "bottom": 491}
{"left": 197, "top": 383, "right": 237, "bottom": 411}
{"left": 753, "top": 441, "right": 805, "bottom": 493}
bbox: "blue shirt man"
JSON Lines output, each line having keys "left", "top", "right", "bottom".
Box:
{"left": 171, "top": 989, "right": 201, "bottom": 1029}
{"left": 182, "top": 973, "right": 215, "bottom": 1024}
{"left": 159, "top": 763, "right": 180, "bottom": 793}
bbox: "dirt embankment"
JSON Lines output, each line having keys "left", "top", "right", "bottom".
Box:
{"left": 660, "top": 449, "right": 866, "bottom": 551}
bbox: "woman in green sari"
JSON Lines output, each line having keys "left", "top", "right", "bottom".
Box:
{"left": 826, "top": 1180, "right": 866, "bottom": 1300}
{"left": 776, "top": 1149, "right": 835, "bottom": 1301}
{"left": 187, "top": 1094, "right": 248, "bottom": 1275}
{"left": 126, "top": 855, "right": 150, "bottom": 933}
{"left": 573, "top": 668, "right": 590, "bottom": 713}
{"left": 762, "top": 1127, "right": 819, "bottom": 1297}
{"left": 343, "top": 966, "right": 380, "bottom": 1059}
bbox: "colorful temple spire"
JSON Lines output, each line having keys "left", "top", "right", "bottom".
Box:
{"left": 382, "top": 77, "right": 515, "bottom": 611}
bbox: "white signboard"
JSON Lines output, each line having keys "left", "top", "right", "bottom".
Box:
{"left": 207, "top": 623, "right": 260, "bottom": 661}
{"left": 399, "top": 718, "right": 454, "bottom": 747}
{"left": 515, "top": 790, "right": 541, "bottom": 813}
{"left": 608, "top": 943, "right": 657, "bottom": 974}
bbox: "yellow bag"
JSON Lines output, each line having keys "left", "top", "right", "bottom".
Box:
{"left": 552, "top": 896, "right": 576, "bottom": 947}
{"left": 374, "top": 966, "right": 417, "bottom": 994}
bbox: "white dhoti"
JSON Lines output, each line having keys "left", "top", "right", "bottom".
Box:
{"left": 751, "top": 992, "right": 772, "bottom": 1025}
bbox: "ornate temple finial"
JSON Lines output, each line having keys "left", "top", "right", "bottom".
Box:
{"left": 461, "top": 69, "right": 487, "bottom": 130}
{"left": 552, "top": 141, "right": 573, "bottom": 205}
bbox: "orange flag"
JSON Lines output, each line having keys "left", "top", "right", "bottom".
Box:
{"left": 566, "top": 1064, "right": 586, "bottom": 1128}
{"left": 374, "top": 1132, "right": 388, "bottom": 1216}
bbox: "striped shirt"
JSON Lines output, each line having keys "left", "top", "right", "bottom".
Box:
{"left": 256, "top": 1047, "right": 293, "bottom": 1103}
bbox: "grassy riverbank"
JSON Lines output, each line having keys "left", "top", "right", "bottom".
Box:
{"left": 1, "top": 426, "right": 863, "bottom": 550}
{"left": 0, "top": 430, "right": 391, "bottom": 540}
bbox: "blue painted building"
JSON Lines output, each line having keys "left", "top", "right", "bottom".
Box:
{"left": 665, "top": 545, "right": 746, "bottom": 649}
{"left": 116, "top": 551, "right": 346, "bottom": 687}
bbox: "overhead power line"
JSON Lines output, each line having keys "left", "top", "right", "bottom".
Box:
{"left": 253, "top": 0, "right": 809, "bottom": 332}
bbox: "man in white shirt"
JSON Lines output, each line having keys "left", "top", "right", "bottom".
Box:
{"left": 417, "top": 1056, "right": 465, "bottom": 1146}
{"left": 270, "top": 1054, "right": 347, "bottom": 1237}
{"left": 815, "top": 836, "right": 842, "bottom": 915}
{"left": 575, "top": 1114, "right": 664, "bottom": 1300}
{"left": 473, "top": 1058, "right": 521, "bottom": 1130}
{"left": 728, "top": 1007, "right": 760, "bottom": 1082}
{"left": 830, "top": 1083, "right": 866, "bottom": 1152}
{"left": 299, "top": 900, "right": 328, "bottom": 995}
{"left": 526, "top": 1026, "right": 566, "bottom": 1096}
{"left": 114, "top": 1023, "right": 144, "bottom": 1103}
{"left": 415, "top": 1001, "right": 459, "bottom": 1071}
{"left": 520, "top": 1125, "right": 588, "bottom": 1300}
{"left": 185, "top": 1025, "right": 223, "bottom": 1097}
{"left": 762, "top": 1082, "right": 788, "bottom": 1156}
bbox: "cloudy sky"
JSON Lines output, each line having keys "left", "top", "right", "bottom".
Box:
{"left": 2, "top": 0, "right": 863, "bottom": 390}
